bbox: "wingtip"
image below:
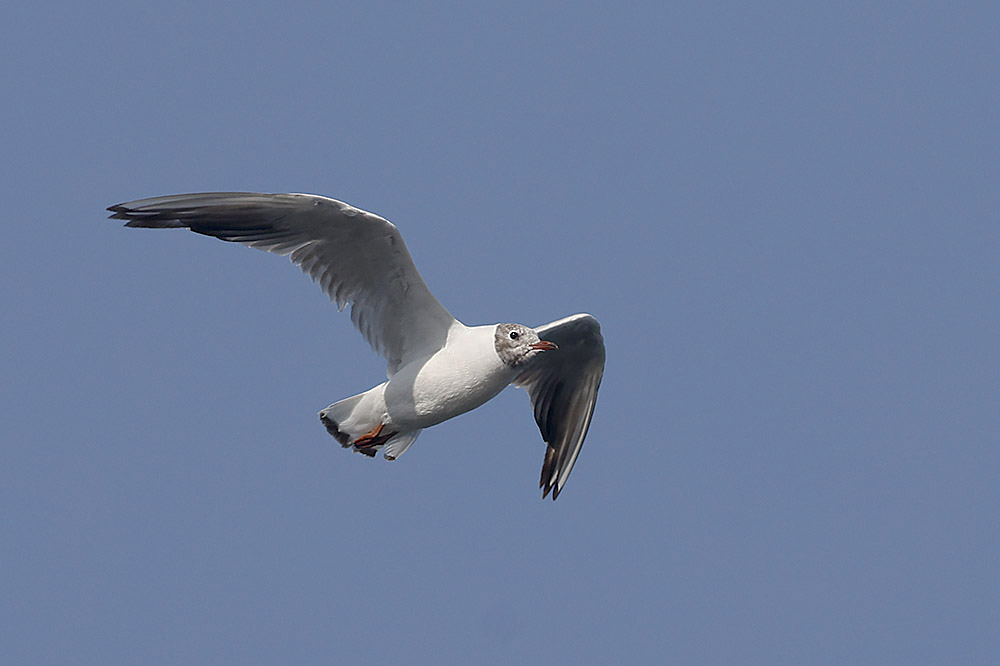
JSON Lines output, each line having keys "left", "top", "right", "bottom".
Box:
{"left": 539, "top": 444, "right": 558, "bottom": 499}
{"left": 540, "top": 481, "right": 561, "bottom": 500}
{"left": 319, "top": 411, "right": 351, "bottom": 446}
{"left": 107, "top": 203, "right": 146, "bottom": 225}
{"left": 107, "top": 203, "right": 187, "bottom": 228}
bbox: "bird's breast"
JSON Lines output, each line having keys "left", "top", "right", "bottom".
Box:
{"left": 384, "top": 325, "right": 514, "bottom": 429}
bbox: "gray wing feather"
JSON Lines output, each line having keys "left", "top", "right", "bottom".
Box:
{"left": 515, "top": 313, "right": 605, "bottom": 500}
{"left": 108, "top": 192, "right": 456, "bottom": 373}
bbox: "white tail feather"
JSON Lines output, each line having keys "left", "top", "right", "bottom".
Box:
{"left": 383, "top": 431, "right": 421, "bottom": 461}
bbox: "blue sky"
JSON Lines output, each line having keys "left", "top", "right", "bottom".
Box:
{"left": 2, "top": 2, "right": 998, "bottom": 664}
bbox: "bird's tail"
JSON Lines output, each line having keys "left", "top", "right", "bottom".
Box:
{"left": 318, "top": 394, "right": 364, "bottom": 447}
{"left": 319, "top": 392, "right": 421, "bottom": 460}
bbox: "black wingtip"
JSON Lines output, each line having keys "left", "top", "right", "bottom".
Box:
{"left": 107, "top": 203, "right": 150, "bottom": 225}
{"left": 107, "top": 204, "right": 188, "bottom": 228}
{"left": 540, "top": 444, "right": 558, "bottom": 500}
{"left": 319, "top": 412, "right": 351, "bottom": 446}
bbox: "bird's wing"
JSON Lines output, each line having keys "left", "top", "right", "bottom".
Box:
{"left": 109, "top": 192, "right": 457, "bottom": 374}
{"left": 515, "top": 313, "right": 605, "bottom": 500}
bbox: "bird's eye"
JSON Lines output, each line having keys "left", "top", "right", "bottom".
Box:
{"left": 509, "top": 330, "right": 519, "bottom": 340}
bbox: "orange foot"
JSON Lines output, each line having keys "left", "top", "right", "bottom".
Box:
{"left": 352, "top": 422, "right": 397, "bottom": 453}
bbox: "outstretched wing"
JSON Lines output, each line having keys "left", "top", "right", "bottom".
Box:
{"left": 109, "top": 192, "right": 458, "bottom": 374}
{"left": 515, "top": 313, "right": 605, "bottom": 500}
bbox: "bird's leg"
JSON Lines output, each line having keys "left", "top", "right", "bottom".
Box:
{"left": 353, "top": 422, "right": 385, "bottom": 446}
{"left": 352, "top": 422, "right": 397, "bottom": 453}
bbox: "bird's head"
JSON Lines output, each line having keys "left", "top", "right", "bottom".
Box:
{"left": 494, "top": 323, "right": 558, "bottom": 367}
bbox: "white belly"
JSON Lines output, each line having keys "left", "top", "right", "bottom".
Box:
{"left": 383, "top": 324, "right": 515, "bottom": 431}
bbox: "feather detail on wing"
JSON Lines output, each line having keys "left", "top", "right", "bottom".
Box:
{"left": 515, "top": 313, "right": 605, "bottom": 500}
{"left": 109, "top": 192, "right": 457, "bottom": 374}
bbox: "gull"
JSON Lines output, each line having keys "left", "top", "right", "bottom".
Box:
{"left": 108, "top": 192, "right": 605, "bottom": 499}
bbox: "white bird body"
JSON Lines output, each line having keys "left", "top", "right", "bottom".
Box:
{"left": 109, "top": 192, "right": 605, "bottom": 499}
{"left": 329, "top": 323, "right": 514, "bottom": 437}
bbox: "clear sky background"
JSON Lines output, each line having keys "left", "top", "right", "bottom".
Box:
{"left": 2, "top": 2, "right": 998, "bottom": 664}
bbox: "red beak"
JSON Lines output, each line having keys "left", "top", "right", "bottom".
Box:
{"left": 530, "top": 340, "right": 558, "bottom": 351}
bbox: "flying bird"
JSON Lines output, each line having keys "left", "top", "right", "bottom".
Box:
{"left": 108, "top": 192, "right": 605, "bottom": 499}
